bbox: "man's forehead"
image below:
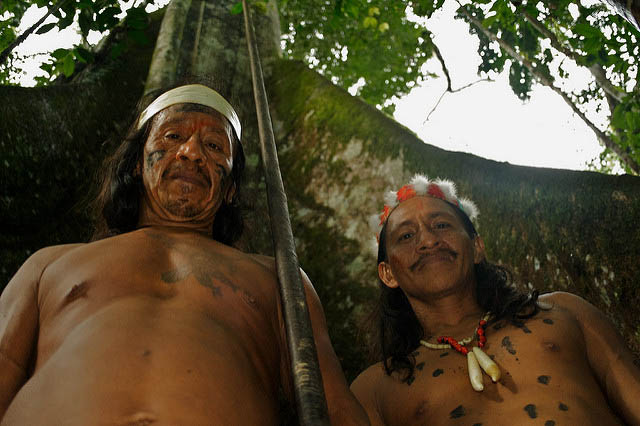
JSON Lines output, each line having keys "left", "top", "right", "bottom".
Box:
{"left": 387, "top": 196, "right": 459, "bottom": 228}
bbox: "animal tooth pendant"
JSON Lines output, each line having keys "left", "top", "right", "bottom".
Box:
{"left": 467, "top": 351, "right": 484, "bottom": 391}
{"left": 472, "top": 347, "right": 501, "bottom": 382}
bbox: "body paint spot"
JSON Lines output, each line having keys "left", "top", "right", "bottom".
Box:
{"left": 142, "top": 350, "right": 151, "bottom": 357}
{"left": 543, "top": 318, "right": 554, "bottom": 325}
{"left": 406, "top": 375, "right": 415, "bottom": 385}
{"left": 416, "top": 362, "right": 425, "bottom": 371}
{"left": 449, "top": 405, "right": 465, "bottom": 419}
{"left": 537, "top": 375, "right": 550, "bottom": 385}
{"left": 440, "top": 352, "right": 449, "bottom": 357}
{"left": 472, "top": 424, "right": 482, "bottom": 426}
{"left": 501, "top": 336, "right": 516, "bottom": 355}
{"left": 521, "top": 325, "right": 531, "bottom": 333}
{"left": 524, "top": 404, "right": 537, "bottom": 418}
{"left": 493, "top": 322, "right": 505, "bottom": 330}
{"left": 558, "top": 402, "right": 568, "bottom": 411}
{"left": 432, "top": 368, "right": 444, "bottom": 377}
{"left": 545, "top": 421, "right": 556, "bottom": 426}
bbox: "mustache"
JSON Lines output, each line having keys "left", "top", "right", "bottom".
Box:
{"left": 409, "top": 248, "right": 457, "bottom": 272}
{"left": 163, "top": 163, "right": 212, "bottom": 186}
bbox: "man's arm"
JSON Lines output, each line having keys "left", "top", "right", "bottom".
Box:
{"left": 543, "top": 291, "right": 640, "bottom": 424}
{"left": 0, "top": 245, "right": 74, "bottom": 419}
{"left": 278, "top": 270, "right": 369, "bottom": 425}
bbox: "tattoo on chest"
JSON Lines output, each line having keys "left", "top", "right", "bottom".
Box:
{"left": 449, "top": 405, "right": 466, "bottom": 419}
{"left": 439, "top": 351, "right": 449, "bottom": 357}
{"left": 545, "top": 421, "right": 556, "bottom": 426}
{"left": 558, "top": 402, "right": 568, "bottom": 411}
{"left": 415, "top": 362, "right": 425, "bottom": 371}
{"left": 501, "top": 336, "right": 517, "bottom": 355}
{"left": 146, "top": 231, "right": 241, "bottom": 298}
{"left": 432, "top": 368, "right": 443, "bottom": 377}
{"left": 524, "top": 404, "right": 538, "bottom": 418}
{"left": 543, "top": 318, "right": 554, "bottom": 325}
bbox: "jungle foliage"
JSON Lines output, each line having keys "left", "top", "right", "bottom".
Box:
{"left": 1, "top": 0, "right": 639, "bottom": 172}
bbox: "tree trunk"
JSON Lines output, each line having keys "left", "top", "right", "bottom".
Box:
{"left": 1, "top": 0, "right": 639, "bottom": 384}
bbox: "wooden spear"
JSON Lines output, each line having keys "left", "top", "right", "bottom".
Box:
{"left": 241, "top": 1, "right": 331, "bottom": 424}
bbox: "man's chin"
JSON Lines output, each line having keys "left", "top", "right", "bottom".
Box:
{"left": 164, "top": 201, "right": 209, "bottom": 219}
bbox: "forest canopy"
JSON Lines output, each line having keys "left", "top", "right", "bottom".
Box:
{"left": 1, "top": 0, "right": 639, "bottom": 173}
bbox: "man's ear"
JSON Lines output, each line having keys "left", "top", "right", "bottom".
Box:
{"left": 378, "top": 262, "right": 399, "bottom": 289}
{"left": 473, "top": 235, "right": 486, "bottom": 264}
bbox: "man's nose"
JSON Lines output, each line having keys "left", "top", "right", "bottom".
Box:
{"left": 417, "top": 226, "right": 439, "bottom": 251}
{"left": 176, "top": 134, "right": 205, "bottom": 164}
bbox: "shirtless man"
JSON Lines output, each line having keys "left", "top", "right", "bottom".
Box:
{"left": 351, "top": 175, "right": 640, "bottom": 425}
{"left": 0, "top": 83, "right": 368, "bottom": 425}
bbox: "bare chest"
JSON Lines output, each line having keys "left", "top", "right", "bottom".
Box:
{"left": 377, "top": 314, "right": 608, "bottom": 425}
{"left": 36, "top": 230, "right": 279, "bottom": 364}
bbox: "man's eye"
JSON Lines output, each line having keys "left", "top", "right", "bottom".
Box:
{"left": 165, "top": 133, "right": 181, "bottom": 140}
{"left": 399, "top": 232, "right": 414, "bottom": 241}
{"left": 434, "top": 222, "right": 451, "bottom": 229}
{"left": 206, "top": 143, "right": 222, "bottom": 151}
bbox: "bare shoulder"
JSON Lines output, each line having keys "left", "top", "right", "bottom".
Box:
{"left": 351, "top": 362, "right": 386, "bottom": 425}
{"left": 4, "top": 244, "right": 85, "bottom": 292}
{"left": 351, "top": 361, "right": 385, "bottom": 395}
{"left": 538, "top": 291, "right": 600, "bottom": 317}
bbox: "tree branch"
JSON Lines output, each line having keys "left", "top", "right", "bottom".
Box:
{"left": 431, "top": 38, "right": 452, "bottom": 92}
{"left": 514, "top": 3, "right": 624, "bottom": 105}
{"left": 0, "top": 0, "right": 70, "bottom": 66}
{"left": 424, "top": 78, "right": 492, "bottom": 123}
{"left": 460, "top": 5, "right": 639, "bottom": 174}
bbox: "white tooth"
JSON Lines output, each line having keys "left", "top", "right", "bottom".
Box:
{"left": 467, "top": 352, "right": 484, "bottom": 391}
{"left": 473, "top": 347, "right": 502, "bottom": 382}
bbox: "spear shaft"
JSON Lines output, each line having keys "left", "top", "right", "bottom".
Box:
{"left": 241, "top": 1, "right": 331, "bottom": 424}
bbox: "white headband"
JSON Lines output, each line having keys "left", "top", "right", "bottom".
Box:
{"left": 136, "top": 84, "right": 242, "bottom": 139}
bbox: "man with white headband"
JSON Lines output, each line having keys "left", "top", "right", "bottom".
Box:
{"left": 351, "top": 174, "right": 640, "bottom": 425}
{"left": 0, "top": 82, "right": 368, "bottom": 425}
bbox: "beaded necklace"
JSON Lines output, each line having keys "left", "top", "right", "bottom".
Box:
{"left": 419, "top": 313, "right": 501, "bottom": 392}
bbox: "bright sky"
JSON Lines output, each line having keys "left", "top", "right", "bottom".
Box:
{"left": 10, "top": 1, "right": 610, "bottom": 173}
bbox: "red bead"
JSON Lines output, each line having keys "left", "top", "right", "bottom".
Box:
{"left": 479, "top": 320, "right": 487, "bottom": 326}
{"left": 477, "top": 328, "right": 484, "bottom": 336}
{"left": 478, "top": 342, "right": 485, "bottom": 348}
{"left": 461, "top": 347, "right": 468, "bottom": 355}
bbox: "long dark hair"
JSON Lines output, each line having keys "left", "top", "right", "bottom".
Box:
{"left": 91, "top": 82, "right": 245, "bottom": 245}
{"left": 371, "top": 203, "right": 540, "bottom": 381}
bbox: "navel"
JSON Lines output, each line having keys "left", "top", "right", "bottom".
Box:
{"left": 541, "top": 341, "right": 561, "bottom": 352}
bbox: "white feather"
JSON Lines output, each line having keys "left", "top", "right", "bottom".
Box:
{"left": 410, "top": 174, "right": 430, "bottom": 196}
{"left": 384, "top": 190, "right": 398, "bottom": 207}
{"left": 434, "top": 178, "right": 457, "bottom": 202}
{"left": 459, "top": 198, "right": 479, "bottom": 221}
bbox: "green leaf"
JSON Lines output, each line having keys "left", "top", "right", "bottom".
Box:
{"left": 230, "top": 2, "right": 242, "bottom": 14}
{"left": 51, "top": 48, "right": 68, "bottom": 60}
{"left": 74, "top": 46, "right": 93, "bottom": 63}
{"left": 61, "top": 53, "right": 75, "bottom": 77}
{"left": 35, "top": 22, "right": 56, "bottom": 34}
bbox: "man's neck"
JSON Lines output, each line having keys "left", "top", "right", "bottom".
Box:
{"left": 410, "top": 288, "right": 485, "bottom": 340}
{"left": 137, "top": 202, "right": 215, "bottom": 236}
